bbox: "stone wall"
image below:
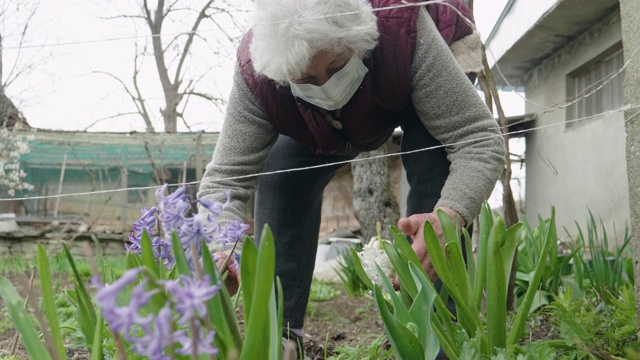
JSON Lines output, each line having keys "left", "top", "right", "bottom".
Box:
{"left": 0, "top": 231, "right": 126, "bottom": 259}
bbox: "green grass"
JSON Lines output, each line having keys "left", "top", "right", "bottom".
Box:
{"left": 0, "top": 253, "right": 127, "bottom": 279}
{"left": 0, "top": 308, "right": 14, "bottom": 334}
{"left": 309, "top": 279, "right": 341, "bottom": 302}
{"left": 0, "top": 254, "right": 29, "bottom": 274}
{"left": 328, "top": 335, "right": 394, "bottom": 360}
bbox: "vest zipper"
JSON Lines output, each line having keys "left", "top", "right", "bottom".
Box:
{"left": 345, "top": 141, "right": 352, "bottom": 153}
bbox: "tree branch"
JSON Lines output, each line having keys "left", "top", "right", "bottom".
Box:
{"left": 178, "top": 90, "right": 220, "bottom": 102}
{"left": 173, "top": 0, "right": 214, "bottom": 85}
{"left": 93, "top": 44, "right": 156, "bottom": 134}
{"left": 83, "top": 112, "right": 141, "bottom": 131}
{"left": 4, "top": 1, "right": 40, "bottom": 88}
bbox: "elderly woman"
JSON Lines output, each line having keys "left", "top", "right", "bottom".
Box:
{"left": 198, "top": 0, "right": 504, "bottom": 355}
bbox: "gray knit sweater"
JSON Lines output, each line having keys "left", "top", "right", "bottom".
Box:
{"left": 198, "top": 9, "right": 505, "bottom": 252}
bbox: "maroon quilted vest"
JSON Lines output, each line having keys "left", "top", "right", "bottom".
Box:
{"left": 427, "top": 0, "right": 475, "bottom": 46}
{"left": 237, "top": 0, "right": 474, "bottom": 155}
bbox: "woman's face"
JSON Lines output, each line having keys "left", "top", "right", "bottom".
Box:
{"left": 290, "top": 50, "right": 354, "bottom": 86}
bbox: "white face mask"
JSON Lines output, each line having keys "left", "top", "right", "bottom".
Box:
{"left": 289, "top": 54, "right": 368, "bottom": 111}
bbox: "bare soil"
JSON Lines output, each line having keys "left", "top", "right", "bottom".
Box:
{"left": 303, "top": 290, "right": 385, "bottom": 358}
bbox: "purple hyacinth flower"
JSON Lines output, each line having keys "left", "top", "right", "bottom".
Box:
{"left": 95, "top": 268, "right": 142, "bottom": 309}
{"left": 132, "top": 207, "right": 158, "bottom": 234}
{"left": 230, "top": 253, "right": 241, "bottom": 271}
{"left": 156, "top": 185, "right": 191, "bottom": 232}
{"left": 216, "top": 219, "right": 250, "bottom": 247}
{"left": 126, "top": 208, "right": 158, "bottom": 254}
{"left": 131, "top": 304, "right": 174, "bottom": 360}
{"left": 96, "top": 269, "right": 158, "bottom": 334}
{"left": 163, "top": 275, "right": 221, "bottom": 325}
{"left": 198, "top": 192, "right": 230, "bottom": 219}
{"left": 178, "top": 214, "right": 218, "bottom": 251}
{"left": 174, "top": 328, "right": 218, "bottom": 356}
{"left": 156, "top": 237, "right": 175, "bottom": 270}
{"left": 90, "top": 275, "right": 104, "bottom": 291}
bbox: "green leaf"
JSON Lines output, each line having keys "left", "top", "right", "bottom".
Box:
{"left": 382, "top": 241, "right": 417, "bottom": 300}
{"left": 408, "top": 262, "right": 440, "bottom": 360}
{"left": 508, "top": 208, "right": 557, "bottom": 346}
{"left": 422, "top": 221, "right": 452, "bottom": 286}
{"left": 62, "top": 243, "right": 96, "bottom": 344}
{"left": 276, "top": 277, "right": 284, "bottom": 360}
{"left": 501, "top": 223, "right": 523, "bottom": 286}
{"left": 171, "top": 230, "right": 191, "bottom": 277}
{"left": 140, "top": 228, "right": 160, "bottom": 278}
{"left": 240, "top": 238, "right": 258, "bottom": 324}
{"left": 473, "top": 204, "right": 492, "bottom": 310}
{"left": 373, "top": 285, "right": 424, "bottom": 359}
{"left": 486, "top": 217, "right": 507, "bottom": 353}
{"left": 240, "top": 225, "right": 278, "bottom": 360}
{"left": 561, "top": 318, "right": 592, "bottom": 344}
{"left": 463, "top": 228, "right": 477, "bottom": 293}
{"left": 0, "top": 278, "right": 53, "bottom": 360}
{"left": 37, "top": 244, "right": 67, "bottom": 360}
{"left": 267, "top": 273, "right": 280, "bottom": 360}
{"left": 423, "top": 221, "right": 479, "bottom": 339}
{"left": 125, "top": 251, "right": 140, "bottom": 270}
{"left": 390, "top": 226, "right": 423, "bottom": 273}
{"left": 348, "top": 248, "right": 374, "bottom": 290}
{"left": 436, "top": 209, "right": 460, "bottom": 248}
{"left": 139, "top": 230, "right": 164, "bottom": 313}
{"left": 90, "top": 311, "right": 104, "bottom": 360}
{"left": 443, "top": 241, "right": 472, "bottom": 305}
{"left": 201, "top": 241, "right": 243, "bottom": 356}
{"left": 429, "top": 312, "right": 458, "bottom": 360}
{"left": 376, "top": 265, "right": 413, "bottom": 324}
{"left": 527, "top": 289, "right": 550, "bottom": 314}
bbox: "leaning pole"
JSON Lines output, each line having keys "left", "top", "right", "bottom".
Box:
{"left": 619, "top": 0, "right": 640, "bottom": 333}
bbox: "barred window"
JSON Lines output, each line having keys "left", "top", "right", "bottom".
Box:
{"left": 567, "top": 46, "right": 625, "bottom": 127}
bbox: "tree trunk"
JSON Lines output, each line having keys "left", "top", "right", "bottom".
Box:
{"left": 619, "top": 0, "right": 640, "bottom": 335}
{"left": 351, "top": 145, "right": 400, "bottom": 242}
{"left": 0, "top": 92, "right": 29, "bottom": 128}
{"left": 1, "top": 34, "right": 29, "bottom": 129}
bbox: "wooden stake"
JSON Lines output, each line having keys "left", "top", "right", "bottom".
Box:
{"left": 53, "top": 154, "right": 67, "bottom": 218}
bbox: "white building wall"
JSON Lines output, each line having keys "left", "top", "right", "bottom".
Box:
{"left": 486, "top": 0, "right": 559, "bottom": 67}
{"left": 523, "top": 14, "right": 630, "bottom": 245}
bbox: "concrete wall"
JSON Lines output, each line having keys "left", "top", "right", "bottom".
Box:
{"left": 523, "top": 13, "right": 630, "bottom": 244}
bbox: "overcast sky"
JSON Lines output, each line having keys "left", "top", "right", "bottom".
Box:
{"left": 2, "top": 0, "right": 521, "bottom": 133}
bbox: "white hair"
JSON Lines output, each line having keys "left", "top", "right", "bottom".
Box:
{"left": 249, "top": 0, "right": 380, "bottom": 82}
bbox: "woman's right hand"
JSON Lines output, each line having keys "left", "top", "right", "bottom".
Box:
{"left": 213, "top": 252, "right": 241, "bottom": 296}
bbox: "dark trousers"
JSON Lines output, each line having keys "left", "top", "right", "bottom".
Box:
{"left": 254, "top": 112, "right": 451, "bottom": 329}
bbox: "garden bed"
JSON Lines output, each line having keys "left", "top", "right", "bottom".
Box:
{"left": 0, "top": 269, "right": 386, "bottom": 360}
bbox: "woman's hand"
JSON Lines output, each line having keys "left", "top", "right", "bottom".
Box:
{"left": 213, "top": 252, "right": 241, "bottom": 296}
{"left": 393, "top": 207, "right": 464, "bottom": 288}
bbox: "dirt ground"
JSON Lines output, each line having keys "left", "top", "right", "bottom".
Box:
{"left": 0, "top": 271, "right": 385, "bottom": 360}
{"left": 303, "top": 290, "right": 385, "bottom": 358}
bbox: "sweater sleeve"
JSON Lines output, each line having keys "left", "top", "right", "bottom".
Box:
{"left": 197, "top": 63, "right": 278, "bottom": 252}
{"left": 410, "top": 9, "right": 506, "bottom": 223}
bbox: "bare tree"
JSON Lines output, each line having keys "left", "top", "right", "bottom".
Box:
{"left": 100, "top": 0, "right": 246, "bottom": 133}
{"left": 0, "top": 2, "right": 45, "bottom": 197}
